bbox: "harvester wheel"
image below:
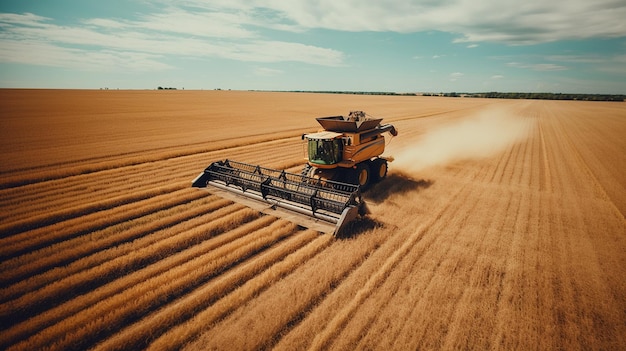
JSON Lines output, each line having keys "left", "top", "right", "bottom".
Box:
{"left": 355, "top": 163, "right": 371, "bottom": 189}
{"left": 371, "top": 158, "right": 388, "bottom": 182}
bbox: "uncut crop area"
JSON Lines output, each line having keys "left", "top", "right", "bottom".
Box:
{"left": 1, "top": 89, "right": 624, "bottom": 350}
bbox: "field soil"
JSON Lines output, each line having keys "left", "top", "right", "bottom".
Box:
{"left": 1, "top": 89, "right": 625, "bottom": 350}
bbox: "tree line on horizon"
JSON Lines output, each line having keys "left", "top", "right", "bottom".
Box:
{"left": 286, "top": 90, "right": 624, "bottom": 102}
{"left": 473, "top": 92, "right": 625, "bottom": 102}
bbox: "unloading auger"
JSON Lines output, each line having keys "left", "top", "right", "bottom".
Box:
{"left": 192, "top": 111, "right": 397, "bottom": 236}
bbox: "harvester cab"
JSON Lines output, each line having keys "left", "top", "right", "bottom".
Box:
{"left": 192, "top": 111, "right": 397, "bottom": 236}
{"left": 302, "top": 111, "right": 398, "bottom": 189}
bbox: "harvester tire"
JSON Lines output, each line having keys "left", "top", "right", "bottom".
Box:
{"left": 371, "top": 158, "right": 388, "bottom": 182}
{"left": 355, "top": 163, "right": 371, "bottom": 189}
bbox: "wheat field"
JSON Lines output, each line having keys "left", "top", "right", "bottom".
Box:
{"left": 1, "top": 89, "right": 624, "bottom": 350}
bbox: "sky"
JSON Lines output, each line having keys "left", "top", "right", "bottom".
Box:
{"left": 0, "top": 0, "right": 625, "bottom": 93}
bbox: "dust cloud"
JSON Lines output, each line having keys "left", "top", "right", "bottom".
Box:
{"left": 392, "top": 107, "right": 530, "bottom": 175}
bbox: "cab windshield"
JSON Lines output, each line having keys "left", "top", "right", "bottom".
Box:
{"left": 308, "top": 138, "right": 342, "bottom": 165}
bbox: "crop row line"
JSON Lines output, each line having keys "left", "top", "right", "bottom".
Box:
{"left": 0, "top": 138, "right": 300, "bottom": 223}
{"left": 146, "top": 231, "right": 332, "bottom": 351}
{"left": 558, "top": 116, "right": 624, "bottom": 220}
{"left": 338, "top": 182, "right": 480, "bottom": 349}
{"left": 95, "top": 227, "right": 322, "bottom": 351}
{"left": 0, "top": 160, "right": 197, "bottom": 221}
{"left": 276, "top": 158, "right": 484, "bottom": 350}
{"left": 1, "top": 210, "right": 271, "bottom": 349}
{"left": 0, "top": 188, "right": 207, "bottom": 262}
{"left": 0, "top": 181, "right": 188, "bottom": 238}
{"left": 0, "top": 136, "right": 292, "bottom": 202}
{"left": 515, "top": 120, "right": 533, "bottom": 186}
{"left": 490, "top": 192, "right": 537, "bottom": 350}
{"left": 357, "top": 187, "right": 490, "bottom": 350}
{"left": 183, "top": 223, "right": 400, "bottom": 350}
{"left": 0, "top": 203, "right": 251, "bottom": 328}
{"left": 0, "top": 132, "right": 305, "bottom": 189}
{"left": 9, "top": 215, "right": 294, "bottom": 351}
{"left": 439, "top": 191, "right": 523, "bottom": 350}
{"left": 360, "top": 183, "right": 492, "bottom": 350}
{"left": 0, "top": 193, "right": 223, "bottom": 291}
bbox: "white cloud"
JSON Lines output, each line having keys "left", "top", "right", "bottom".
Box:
{"left": 0, "top": 10, "right": 344, "bottom": 71}
{"left": 135, "top": 8, "right": 258, "bottom": 39}
{"left": 450, "top": 72, "right": 464, "bottom": 81}
{"left": 255, "top": 67, "right": 283, "bottom": 76}
{"left": 507, "top": 62, "right": 568, "bottom": 71}
{"left": 1, "top": 1, "right": 623, "bottom": 80}
{"left": 546, "top": 54, "right": 605, "bottom": 64}
{"left": 491, "top": 75, "right": 504, "bottom": 79}
{"left": 229, "top": 41, "right": 344, "bottom": 66}
{"left": 0, "top": 39, "right": 172, "bottom": 71}
{"left": 82, "top": 18, "right": 130, "bottom": 29}
{"left": 0, "top": 12, "right": 49, "bottom": 27}
{"left": 213, "top": 0, "right": 626, "bottom": 45}
{"left": 543, "top": 53, "right": 626, "bottom": 76}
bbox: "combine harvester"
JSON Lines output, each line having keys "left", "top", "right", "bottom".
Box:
{"left": 192, "top": 111, "right": 398, "bottom": 236}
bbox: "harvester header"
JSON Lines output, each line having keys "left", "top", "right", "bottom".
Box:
{"left": 192, "top": 160, "right": 366, "bottom": 235}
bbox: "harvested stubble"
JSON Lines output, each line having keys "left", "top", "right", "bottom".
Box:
{"left": 0, "top": 90, "right": 624, "bottom": 351}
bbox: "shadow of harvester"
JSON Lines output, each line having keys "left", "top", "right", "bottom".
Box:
{"left": 335, "top": 174, "right": 432, "bottom": 239}
{"left": 366, "top": 173, "right": 433, "bottom": 203}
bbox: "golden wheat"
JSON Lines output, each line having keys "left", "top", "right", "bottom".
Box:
{"left": 0, "top": 90, "right": 624, "bottom": 350}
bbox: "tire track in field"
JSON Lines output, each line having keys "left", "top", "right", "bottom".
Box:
{"left": 556, "top": 144, "right": 626, "bottom": 347}
{"left": 502, "top": 140, "right": 524, "bottom": 186}
{"left": 364, "top": 189, "right": 507, "bottom": 350}
{"left": 551, "top": 115, "right": 589, "bottom": 197}
{"left": 491, "top": 191, "right": 549, "bottom": 350}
